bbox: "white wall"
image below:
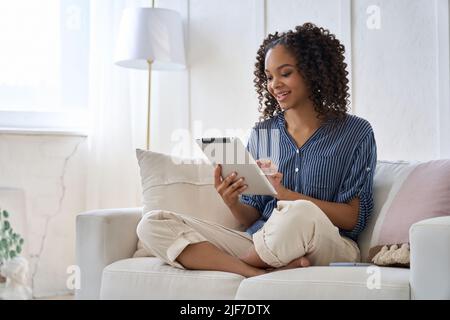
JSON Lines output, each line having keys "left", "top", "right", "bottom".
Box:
{"left": 0, "top": 134, "right": 87, "bottom": 297}
{"left": 153, "top": 0, "right": 449, "bottom": 161}
{"left": 353, "top": 0, "right": 448, "bottom": 161}
{"left": 152, "top": 0, "right": 263, "bottom": 158}
{"left": 189, "top": 0, "right": 261, "bottom": 134}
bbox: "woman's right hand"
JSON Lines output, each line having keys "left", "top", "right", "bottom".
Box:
{"left": 214, "top": 164, "right": 248, "bottom": 208}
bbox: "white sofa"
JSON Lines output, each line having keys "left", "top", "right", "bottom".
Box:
{"left": 75, "top": 160, "right": 450, "bottom": 300}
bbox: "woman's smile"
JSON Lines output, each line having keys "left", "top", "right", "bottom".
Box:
{"left": 275, "top": 90, "right": 291, "bottom": 102}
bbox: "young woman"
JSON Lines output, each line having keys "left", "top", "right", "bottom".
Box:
{"left": 137, "top": 23, "right": 377, "bottom": 277}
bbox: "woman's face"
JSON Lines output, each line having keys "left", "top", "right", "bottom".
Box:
{"left": 264, "top": 44, "right": 310, "bottom": 111}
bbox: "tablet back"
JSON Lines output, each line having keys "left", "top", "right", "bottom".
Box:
{"left": 196, "top": 137, "right": 277, "bottom": 196}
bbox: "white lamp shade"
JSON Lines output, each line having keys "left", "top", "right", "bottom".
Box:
{"left": 115, "top": 8, "right": 186, "bottom": 70}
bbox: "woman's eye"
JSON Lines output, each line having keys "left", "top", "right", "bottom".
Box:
{"left": 266, "top": 72, "right": 291, "bottom": 81}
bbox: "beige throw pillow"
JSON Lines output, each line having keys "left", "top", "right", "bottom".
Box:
{"left": 133, "top": 149, "right": 243, "bottom": 257}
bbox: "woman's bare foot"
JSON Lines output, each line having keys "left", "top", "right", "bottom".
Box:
{"left": 284, "top": 256, "right": 310, "bottom": 269}
{"left": 266, "top": 256, "right": 310, "bottom": 273}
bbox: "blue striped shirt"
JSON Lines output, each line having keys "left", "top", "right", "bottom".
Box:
{"left": 240, "top": 112, "right": 377, "bottom": 241}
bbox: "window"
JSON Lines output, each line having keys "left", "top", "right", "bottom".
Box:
{"left": 0, "top": 0, "right": 89, "bottom": 132}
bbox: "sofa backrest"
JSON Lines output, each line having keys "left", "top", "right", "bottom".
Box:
{"left": 358, "top": 160, "right": 415, "bottom": 261}
{"left": 358, "top": 159, "right": 450, "bottom": 262}
{"left": 137, "top": 150, "right": 450, "bottom": 263}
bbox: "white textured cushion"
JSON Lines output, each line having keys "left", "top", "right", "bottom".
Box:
{"left": 100, "top": 257, "right": 244, "bottom": 300}
{"left": 235, "top": 266, "right": 410, "bottom": 300}
{"left": 136, "top": 149, "right": 242, "bottom": 229}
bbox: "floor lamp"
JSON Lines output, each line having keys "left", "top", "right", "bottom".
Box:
{"left": 114, "top": 7, "right": 186, "bottom": 150}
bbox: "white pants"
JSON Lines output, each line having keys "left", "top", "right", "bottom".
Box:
{"left": 137, "top": 200, "right": 360, "bottom": 269}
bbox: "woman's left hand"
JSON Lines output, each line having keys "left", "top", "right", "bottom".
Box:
{"left": 265, "top": 171, "right": 283, "bottom": 190}
{"left": 256, "top": 159, "right": 289, "bottom": 199}
{"left": 266, "top": 172, "right": 288, "bottom": 199}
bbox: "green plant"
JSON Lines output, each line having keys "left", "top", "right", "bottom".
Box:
{"left": 0, "top": 208, "right": 24, "bottom": 264}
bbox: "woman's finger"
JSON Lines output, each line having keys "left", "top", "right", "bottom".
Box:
{"left": 221, "top": 172, "right": 237, "bottom": 187}
{"left": 222, "top": 177, "right": 245, "bottom": 198}
{"left": 214, "top": 164, "right": 223, "bottom": 188}
{"left": 229, "top": 184, "right": 248, "bottom": 198}
{"left": 217, "top": 172, "right": 238, "bottom": 195}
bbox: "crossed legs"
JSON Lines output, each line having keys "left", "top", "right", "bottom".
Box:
{"left": 137, "top": 201, "right": 359, "bottom": 278}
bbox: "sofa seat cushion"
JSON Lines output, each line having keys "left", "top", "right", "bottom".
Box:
{"left": 235, "top": 266, "right": 410, "bottom": 300}
{"left": 100, "top": 257, "right": 244, "bottom": 300}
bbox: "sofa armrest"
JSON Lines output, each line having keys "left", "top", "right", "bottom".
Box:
{"left": 75, "top": 207, "right": 142, "bottom": 300}
{"left": 410, "top": 216, "right": 450, "bottom": 299}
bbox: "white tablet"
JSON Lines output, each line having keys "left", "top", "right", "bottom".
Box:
{"left": 196, "top": 137, "right": 277, "bottom": 196}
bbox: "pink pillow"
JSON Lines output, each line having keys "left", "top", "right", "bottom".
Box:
{"left": 369, "top": 160, "right": 450, "bottom": 266}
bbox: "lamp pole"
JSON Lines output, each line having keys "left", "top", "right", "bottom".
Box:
{"left": 146, "top": 59, "right": 153, "bottom": 150}
{"left": 146, "top": 0, "right": 154, "bottom": 150}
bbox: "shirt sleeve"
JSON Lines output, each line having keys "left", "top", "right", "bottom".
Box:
{"left": 337, "top": 130, "right": 377, "bottom": 240}
{"left": 239, "top": 127, "right": 270, "bottom": 214}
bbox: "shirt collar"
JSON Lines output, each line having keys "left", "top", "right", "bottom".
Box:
{"left": 276, "top": 110, "right": 334, "bottom": 151}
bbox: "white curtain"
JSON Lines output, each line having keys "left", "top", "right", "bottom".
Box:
{"left": 86, "top": 0, "right": 146, "bottom": 210}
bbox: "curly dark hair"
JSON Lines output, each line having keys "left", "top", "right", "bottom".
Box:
{"left": 254, "top": 23, "right": 350, "bottom": 122}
